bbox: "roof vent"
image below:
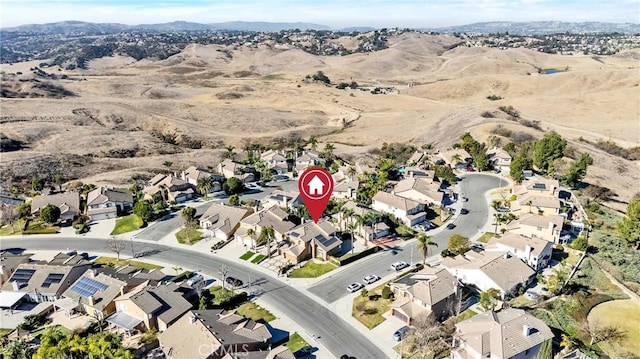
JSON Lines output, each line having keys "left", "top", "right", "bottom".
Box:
{"left": 503, "top": 253, "right": 511, "bottom": 259}
{"left": 190, "top": 316, "right": 197, "bottom": 324}
{"left": 523, "top": 324, "right": 533, "bottom": 337}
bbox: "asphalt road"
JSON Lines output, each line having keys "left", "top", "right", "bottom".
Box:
{"left": 307, "top": 173, "right": 504, "bottom": 303}
{"left": 0, "top": 237, "right": 385, "bottom": 359}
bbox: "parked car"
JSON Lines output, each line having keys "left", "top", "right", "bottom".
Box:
{"left": 460, "top": 208, "right": 469, "bottom": 215}
{"left": 347, "top": 283, "right": 364, "bottom": 292}
{"left": 393, "top": 326, "right": 410, "bottom": 341}
{"left": 446, "top": 223, "right": 456, "bottom": 230}
{"left": 461, "top": 197, "right": 469, "bottom": 202}
{"left": 391, "top": 261, "right": 409, "bottom": 271}
{"left": 340, "top": 355, "right": 356, "bottom": 359}
{"left": 497, "top": 207, "right": 510, "bottom": 213}
{"left": 412, "top": 263, "right": 424, "bottom": 272}
{"left": 187, "top": 273, "right": 204, "bottom": 286}
{"left": 225, "top": 277, "right": 243, "bottom": 287}
{"left": 363, "top": 275, "right": 381, "bottom": 284}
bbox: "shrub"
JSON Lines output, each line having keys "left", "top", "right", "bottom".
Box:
{"left": 211, "top": 241, "right": 226, "bottom": 251}
{"left": 510, "top": 131, "right": 536, "bottom": 144}
{"left": 360, "top": 288, "right": 369, "bottom": 298}
{"left": 519, "top": 119, "right": 542, "bottom": 131}
{"left": 363, "top": 306, "right": 378, "bottom": 315}
{"left": 481, "top": 111, "right": 496, "bottom": 118}
{"left": 498, "top": 105, "right": 520, "bottom": 118}
{"left": 486, "top": 94, "right": 502, "bottom": 101}
{"left": 19, "top": 313, "right": 49, "bottom": 330}
{"left": 490, "top": 124, "right": 512, "bottom": 137}
{"left": 381, "top": 286, "right": 394, "bottom": 300}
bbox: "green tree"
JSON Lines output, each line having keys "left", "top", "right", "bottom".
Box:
{"left": 563, "top": 153, "right": 593, "bottom": 188}
{"left": 196, "top": 176, "right": 213, "bottom": 196}
{"left": 536, "top": 339, "right": 553, "bottom": 359}
{"left": 447, "top": 234, "right": 471, "bottom": 255}
{"left": 228, "top": 194, "right": 240, "bottom": 206}
{"left": 0, "top": 338, "right": 34, "bottom": 359}
{"left": 416, "top": 233, "right": 438, "bottom": 264}
{"left": 223, "top": 177, "right": 244, "bottom": 195}
{"left": 224, "top": 145, "right": 236, "bottom": 159}
{"left": 618, "top": 198, "right": 640, "bottom": 249}
{"left": 381, "top": 286, "right": 394, "bottom": 300}
{"left": 31, "top": 176, "right": 44, "bottom": 192}
{"left": 571, "top": 234, "right": 588, "bottom": 251}
{"left": 182, "top": 206, "right": 197, "bottom": 222}
{"left": 560, "top": 334, "right": 575, "bottom": 353}
{"left": 510, "top": 149, "right": 533, "bottom": 182}
{"left": 133, "top": 200, "right": 153, "bottom": 223}
{"left": 533, "top": 132, "right": 566, "bottom": 173}
{"left": 259, "top": 225, "right": 275, "bottom": 258}
{"left": 16, "top": 201, "right": 31, "bottom": 219}
{"left": 479, "top": 288, "right": 501, "bottom": 310}
{"left": 40, "top": 204, "right": 61, "bottom": 224}
{"left": 54, "top": 174, "right": 67, "bottom": 192}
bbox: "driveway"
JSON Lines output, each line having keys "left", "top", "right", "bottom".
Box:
{"left": 307, "top": 173, "right": 503, "bottom": 303}
{"left": 134, "top": 201, "right": 215, "bottom": 241}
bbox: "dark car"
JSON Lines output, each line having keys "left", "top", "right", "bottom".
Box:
{"left": 340, "top": 356, "right": 356, "bottom": 359}
{"left": 412, "top": 263, "right": 424, "bottom": 272}
{"left": 225, "top": 277, "right": 243, "bottom": 287}
{"left": 460, "top": 208, "right": 469, "bottom": 215}
{"left": 446, "top": 223, "right": 456, "bottom": 230}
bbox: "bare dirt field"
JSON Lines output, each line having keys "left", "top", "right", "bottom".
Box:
{"left": 1, "top": 33, "right": 638, "bottom": 210}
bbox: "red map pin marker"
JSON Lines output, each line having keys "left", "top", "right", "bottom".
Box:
{"left": 298, "top": 168, "right": 334, "bottom": 223}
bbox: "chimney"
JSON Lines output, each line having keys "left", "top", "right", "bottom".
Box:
{"left": 190, "top": 316, "right": 197, "bottom": 324}
{"left": 87, "top": 295, "right": 95, "bottom": 306}
{"left": 503, "top": 253, "right": 511, "bottom": 259}
{"left": 522, "top": 324, "right": 532, "bottom": 337}
{"left": 524, "top": 245, "right": 532, "bottom": 258}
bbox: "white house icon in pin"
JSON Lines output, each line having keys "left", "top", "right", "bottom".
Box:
{"left": 307, "top": 175, "right": 325, "bottom": 195}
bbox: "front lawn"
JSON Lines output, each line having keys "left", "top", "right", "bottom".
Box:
{"left": 251, "top": 254, "right": 265, "bottom": 263}
{"left": 110, "top": 214, "right": 142, "bottom": 235}
{"left": 240, "top": 251, "right": 255, "bottom": 260}
{"left": 288, "top": 260, "right": 337, "bottom": 278}
{"left": 208, "top": 285, "right": 246, "bottom": 307}
{"left": 94, "top": 256, "right": 163, "bottom": 270}
{"left": 235, "top": 301, "right": 275, "bottom": 322}
{"left": 0, "top": 328, "right": 12, "bottom": 338}
{"left": 456, "top": 308, "right": 479, "bottom": 322}
{"left": 284, "top": 332, "right": 308, "bottom": 353}
{"left": 477, "top": 232, "right": 497, "bottom": 243}
{"left": 175, "top": 227, "right": 203, "bottom": 244}
{"left": 0, "top": 222, "right": 22, "bottom": 236}
{"left": 0, "top": 220, "right": 60, "bottom": 235}
{"left": 352, "top": 283, "right": 392, "bottom": 329}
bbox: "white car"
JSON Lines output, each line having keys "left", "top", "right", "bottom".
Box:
{"left": 363, "top": 275, "right": 381, "bottom": 285}
{"left": 347, "top": 283, "right": 364, "bottom": 292}
{"left": 391, "top": 261, "right": 409, "bottom": 271}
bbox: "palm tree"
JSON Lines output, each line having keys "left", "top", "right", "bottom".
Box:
{"left": 259, "top": 225, "right": 275, "bottom": 258}
{"left": 341, "top": 208, "right": 354, "bottom": 231}
{"left": 560, "top": 334, "right": 575, "bottom": 353}
{"left": 479, "top": 288, "right": 501, "bottom": 311}
{"left": 246, "top": 227, "right": 256, "bottom": 250}
{"left": 68, "top": 335, "right": 87, "bottom": 359}
{"left": 87, "top": 334, "right": 112, "bottom": 359}
{"left": 158, "top": 184, "right": 169, "bottom": 204}
{"left": 322, "top": 143, "right": 335, "bottom": 159}
{"left": 416, "top": 233, "right": 438, "bottom": 264}
{"left": 196, "top": 176, "right": 213, "bottom": 196}
{"left": 347, "top": 166, "right": 357, "bottom": 181}
{"left": 347, "top": 222, "right": 357, "bottom": 254}
{"left": 225, "top": 145, "right": 236, "bottom": 159}
{"left": 354, "top": 214, "right": 366, "bottom": 247}
{"left": 1, "top": 339, "right": 34, "bottom": 359}
{"left": 308, "top": 136, "right": 318, "bottom": 151}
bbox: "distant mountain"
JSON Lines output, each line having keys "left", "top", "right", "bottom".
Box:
{"left": 3, "top": 20, "right": 130, "bottom": 34}
{"left": 2, "top": 20, "right": 330, "bottom": 33}
{"left": 429, "top": 21, "right": 640, "bottom": 35}
{"left": 340, "top": 27, "right": 378, "bottom": 32}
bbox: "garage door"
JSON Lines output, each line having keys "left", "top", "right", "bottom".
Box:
{"left": 392, "top": 309, "right": 408, "bottom": 324}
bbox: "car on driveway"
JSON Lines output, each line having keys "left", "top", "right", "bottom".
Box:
{"left": 225, "top": 277, "right": 243, "bottom": 288}
{"left": 497, "top": 207, "right": 510, "bottom": 213}
{"left": 460, "top": 208, "right": 469, "bottom": 215}
{"left": 461, "top": 197, "right": 469, "bottom": 202}
{"left": 347, "top": 283, "right": 364, "bottom": 292}
{"left": 412, "top": 263, "right": 424, "bottom": 272}
{"left": 393, "top": 326, "right": 410, "bottom": 341}
{"left": 273, "top": 175, "right": 290, "bottom": 182}
{"left": 363, "top": 275, "right": 380, "bottom": 284}
{"left": 446, "top": 223, "right": 456, "bottom": 230}
{"left": 391, "top": 261, "right": 409, "bottom": 271}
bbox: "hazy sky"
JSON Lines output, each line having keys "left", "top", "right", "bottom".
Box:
{"left": 1, "top": 0, "right": 639, "bottom": 28}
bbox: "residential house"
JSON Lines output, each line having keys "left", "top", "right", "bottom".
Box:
{"left": 86, "top": 187, "right": 134, "bottom": 221}
{"left": 332, "top": 180, "right": 359, "bottom": 200}
{"left": 143, "top": 174, "right": 194, "bottom": 203}
{"left": 159, "top": 309, "right": 274, "bottom": 359}
{"left": 441, "top": 251, "right": 535, "bottom": 299}
{"left": 181, "top": 166, "right": 223, "bottom": 193}
{"left": 280, "top": 219, "right": 342, "bottom": 263}
{"left": 235, "top": 207, "right": 296, "bottom": 248}
{"left": 336, "top": 201, "right": 389, "bottom": 240}
{"left": 2, "top": 261, "right": 91, "bottom": 303}
{"left": 506, "top": 213, "right": 565, "bottom": 244}
{"left": 110, "top": 282, "right": 192, "bottom": 334}
{"left": 354, "top": 161, "right": 375, "bottom": 176}
{"left": 451, "top": 308, "right": 554, "bottom": 359}
{"left": 0, "top": 192, "right": 25, "bottom": 224}
{"left": 58, "top": 269, "right": 128, "bottom": 320}
{"left": 440, "top": 149, "right": 472, "bottom": 169}
{"left": 407, "top": 151, "right": 426, "bottom": 166}
{"left": 514, "top": 176, "right": 560, "bottom": 198}
{"left": 372, "top": 191, "right": 426, "bottom": 226}
{"left": 393, "top": 177, "right": 444, "bottom": 207}
{"left": 562, "top": 349, "right": 590, "bottom": 359}
{"left": 403, "top": 167, "right": 436, "bottom": 180}
{"left": 218, "top": 159, "right": 256, "bottom": 183}
{"left": 295, "top": 150, "right": 321, "bottom": 173}
{"left": 485, "top": 233, "right": 553, "bottom": 271}
{"left": 0, "top": 252, "right": 31, "bottom": 286}
{"left": 30, "top": 191, "right": 81, "bottom": 222}
{"left": 261, "top": 190, "right": 302, "bottom": 210}
{"left": 389, "top": 267, "right": 457, "bottom": 325}
{"left": 516, "top": 195, "right": 561, "bottom": 216}
{"left": 199, "top": 203, "right": 252, "bottom": 241}
{"left": 487, "top": 147, "right": 513, "bottom": 172}
{"left": 261, "top": 149, "right": 289, "bottom": 174}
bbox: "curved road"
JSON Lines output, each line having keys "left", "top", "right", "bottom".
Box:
{"left": 0, "top": 174, "right": 503, "bottom": 359}
{"left": 307, "top": 174, "right": 504, "bottom": 303}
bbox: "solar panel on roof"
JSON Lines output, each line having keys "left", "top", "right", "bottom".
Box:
{"left": 532, "top": 183, "right": 546, "bottom": 190}
{"left": 11, "top": 269, "right": 36, "bottom": 283}
{"left": 42, "top": 273, "right": 65, "bottom": 288}
{"left": 70, "top": 276, "right": 108, "bottom": 298}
